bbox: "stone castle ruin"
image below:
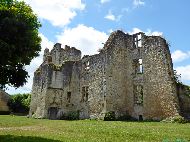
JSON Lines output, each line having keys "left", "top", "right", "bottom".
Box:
{"left": 29, "top": 30, "right": 190, "bottom": 120}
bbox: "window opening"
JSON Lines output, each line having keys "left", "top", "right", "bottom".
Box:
{"left": 81, "top": 86, "right": 89, "bottom": 102}
{"left": 139, "top": 59, "right": 143, "bottom": 73}
{"left": 67, "top": 92, "right": 71, "bottom": 103}
{"left": 134, "top": 34, "right": 142, "bottom": 48}
{"left": 139, "top": 115, "right": 143, "bottom": 121}
{"left": 84, "top": 61, "right": 90, "bottom": 71}
{"left": 137, "top": 34, "right": 142, "bottom": 47}
{"left": 133, "top": 59, "right": 143, "bottom": 74}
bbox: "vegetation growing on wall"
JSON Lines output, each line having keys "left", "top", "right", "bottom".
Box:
{"left": 48, "top": 63, "right": 62, "bottom": 71}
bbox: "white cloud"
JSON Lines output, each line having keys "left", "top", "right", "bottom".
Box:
{"left": 104, "top": 11, "right": 122, "bottom": 22}
{"left": 100, "top": 0, "right": 110, "bottom": 4}
{"left": 175, "top": 65, "right": 190, "bottom": 81}
{"left": 171, "top": 50, "right": 190, "bottom": 63}
{"left": 108, "top": 29, "right": 114, "bottom": 33}
{"left": 57, "top": 24, "right": 108, "bottom": 56}
{"left": 129, "top": 28, "right": 163, "bottom": 36}
{"left": 146, "top": 29, "right": 163, "bottom": 36}
{"left": 129, "top": 28, "right": 142, "bottom": 34}
{"left": 104, "top": 11, "right": 116, "bottom": 21}
{"left": 22, "top": 0, "right": 85, "bottom": 27}
{"left": 133, "top": 0, "right": 145, "bottom": 7}
{"left": 7, "top": 34, "right": 54, "bottom": 94}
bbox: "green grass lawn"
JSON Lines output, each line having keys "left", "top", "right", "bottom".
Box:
{"left": 0, "top": 115, "right": 190, "bottom": 142}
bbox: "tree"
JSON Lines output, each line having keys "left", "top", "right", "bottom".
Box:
{"left": 0, "top": 0, "right": 41, "bottom": 89}
{"left": 8, "top": 93, "right": 31, "bottom": 113}
{"left": 174, "top": 70, "right": 181, "bottom": 84}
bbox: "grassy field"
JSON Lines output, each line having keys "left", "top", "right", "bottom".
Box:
{"left": 0, "top": 115, "right": 190, "bottom": 142}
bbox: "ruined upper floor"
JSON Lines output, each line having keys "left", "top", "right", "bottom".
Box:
{"left": 42, "top": 30, "right": 169, "bottom": 68}
{"left": 43, "top": 43, "right": 81, "bottom": 65}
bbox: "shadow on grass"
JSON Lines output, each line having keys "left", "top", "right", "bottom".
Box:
{"left": 0, "top": 135, "right": 62, "bottom": 142}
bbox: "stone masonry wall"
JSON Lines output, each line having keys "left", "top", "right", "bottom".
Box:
{"left": 177, "top": 84, "right": 190, "bottom": 119}
{"left": 0, "top": 90, "right": 10, "bottom": 112}
{"left": 104, "top": 31, "right": 134, "bottom": 118}
{"left": 142, "top": 36, "right": 179, "bottom": 120}
{"left": 30, "top": 30, "right": 183, "bottom": 120}
{"left": 81, "top": 53, "right": 106, "bottom": 119}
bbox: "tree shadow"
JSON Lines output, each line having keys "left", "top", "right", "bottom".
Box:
{"left": 0, "top": 135, "right": 62, "bottom": 142}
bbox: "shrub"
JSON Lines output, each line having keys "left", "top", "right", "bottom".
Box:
{"left": 8, "top": 93, "right": 31, "bottom": 114}
{"left": 60, "top": 111, "right": 79, "bottom": 120}
{"left": 104, "top": 111, "right": 115, "bottom": 121}
{"left": 162, "top": 115, "right": 188, "bottom": 124}
{"left": 117, "top": 114, "right": 136, "bottom": 121}
{"left": 67, "top": 111, "right": 79, "bottom": 120}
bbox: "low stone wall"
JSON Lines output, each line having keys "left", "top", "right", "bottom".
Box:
{"left": 0, "top": 90, "right": 10, "bottom": 113}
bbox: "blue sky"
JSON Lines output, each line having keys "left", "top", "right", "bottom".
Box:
{"left": 7, "top": 0, "right": 190, "bottom": 94}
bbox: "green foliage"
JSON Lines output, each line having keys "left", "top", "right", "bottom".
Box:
{"left": 60, "top": 111, "right": 80, "bottom": 120}
{"left": 174, "top": 70, "right": 182, "bottom": 84}
{"left": 104, "top": 111, "right": 115, "bottom": 121}
{"left": 8, "top": 93, "right": 31, "bottom": 113}
{"left": 49, "top": 63, "right": 62, "bottom": 71}
{"left": 117, "top": 114, "right": 136, "bottom": 121}
{"left": 67, "top": 111, "right": 80, "bottom": 120}
{"left": 0, "top": 0, "right": 41, "bottom": 89}
{"left": 162, "top": 115, "right": 188, "bottom": 124}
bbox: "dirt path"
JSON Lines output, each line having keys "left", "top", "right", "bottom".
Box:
{"left": 0, "top": 125, "right": 46, "bottom": 131}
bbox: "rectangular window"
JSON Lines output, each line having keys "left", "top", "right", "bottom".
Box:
{"left": 137, "top": 34, "right": 142, "bottom": 47}
{"left": 133, "top": 59, "right": 143, "bottom": 74}
{"left": 134, "top": 33, "right": 142, "bottom": 48}
{"left": 138, "top": 59, "right": 143, "bottom": 73}
{"left": 84, "top": 61, "right": 90, "bottom": 71}
{"left": 81, "top": 86, "right": 89, "bottom": 102}
{"left": 67, "top": 92, "right": 71, "bottom": 103}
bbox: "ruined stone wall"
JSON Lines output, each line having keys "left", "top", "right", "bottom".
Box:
{"left": 80, "top": 53, "right": 106, "bottom": 119}
{"left": 142, "top": 36, "right": 179, "bottom": 120}
{"left": 30, "top": 60, "right": 82, "bottom": 119}
{"left": 0, "top": 90, "right": 10, "bottom": 112}
{"left": 44, "top": 61, "right": 82, "bottom": 119}
{"left": 30, "top": 43, "right": 82, "bottom": 119}
{"left": 177, "top": 84, "right": 190, "bottom": 119}
{"left": 30, "top": 30, "right": 182, "bottom": 120}
{"left": 29, "top": 64, "right": 51, "bottom": 118}
{"left": 103, "top": 31, "right": 134, "bottom": 118}
{"left": 101, "top": 31, "right": 180, "bottom": 120}
{"left": 43, "top": 43, "right": 81, "bottom": 65}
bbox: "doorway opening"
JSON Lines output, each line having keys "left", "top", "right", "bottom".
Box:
{"left": 48, "top": 107, "right": 58, "bottom": 120}
{"left": 139, "top": 115, "right": 143, "bottom": 121}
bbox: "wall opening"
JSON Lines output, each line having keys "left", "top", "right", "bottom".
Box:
{"left": 139, "top": 59, "right": 143, "bottom": 73}
{"left": 139, "top": 115, "right": 143, "bottom": 121}
{"left": 84, "top": 61, "right": 90, "bottom": 71}
{"left": 134, "top": 33, "right": 142, "bottom": 48}
{"left": 134, "top": 85, "right": 143, "bottom": 105}
{"left": 81, "top": 86, "right": 89, "bottom": 102}
{"left": 137, "top": 34, "right": 142, "bottom": 47}
{"left": 133, "top": 59, "right": 143, "bottom": 74}
{"left": 67, "top": 91, "right": 71, "bottom": 103}
{"left": 48, "top": 107, "right": 58, "bottom": 120}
